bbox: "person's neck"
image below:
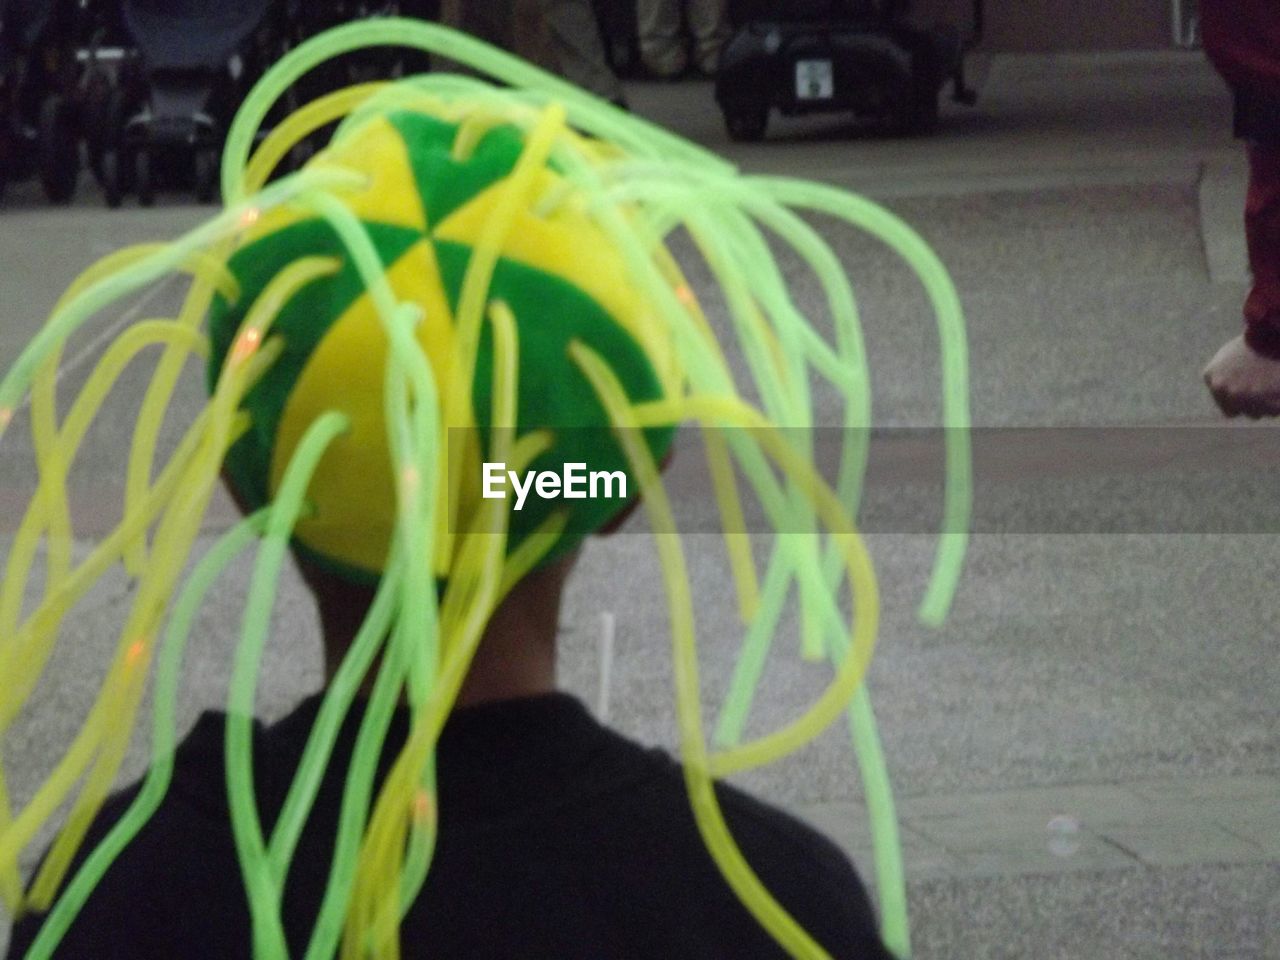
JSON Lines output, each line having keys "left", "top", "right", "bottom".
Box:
{"left": 319, "top": 552, "right": 573, "bottom": 708}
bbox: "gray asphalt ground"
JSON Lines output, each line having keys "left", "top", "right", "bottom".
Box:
{"left": 1, "top": 49, "right": 1277, "bottom": 959}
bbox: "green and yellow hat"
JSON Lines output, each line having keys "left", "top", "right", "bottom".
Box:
{"left": 208, "top": 107, "right": 678, "bottom": 583}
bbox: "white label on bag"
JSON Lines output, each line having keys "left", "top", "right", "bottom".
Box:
{"left": 795, "top": 59, "right": 834, "bottom": 100}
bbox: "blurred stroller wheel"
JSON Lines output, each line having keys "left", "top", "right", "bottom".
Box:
{"left": 725, "top": 107, "right": 768, "bottom": 142}
{"left": 39, "top": 95, "right": 80, "bottom": 204}
{"left": 194, "top": 148, "right": 217, "bottom": 203}
{"left": 92, "top": 87, "right": 134, "bottom": 201}
{"left": 891, "top": 87, "right": 938, "bottom": 135}
{"left": 85, "top": 95, "right": 113, "bottom": 184}
{"left": 100, "top": 148, "right": 123, "bottom": 207}
{"left": 136, "top": 148, "right": 154, "bottom": 206}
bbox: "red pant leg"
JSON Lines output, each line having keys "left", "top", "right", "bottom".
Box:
{"left": 1243, "top": 144, "right": 1280, "bottom": 359}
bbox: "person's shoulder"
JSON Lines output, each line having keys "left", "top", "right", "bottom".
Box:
{"left": 595, "top": 731, "right": 866, "bottom": 892}
{"left": 711, "top": 778, "right": 870, "bottom": 900}
{"left": 602, "top": 738, "right": 891, "bottom": 958}
{"left": 4, "top": 713, "right": 249, "bottom": 960}
{"left": 712, "top": 781, "right": 892, "bottom": 958}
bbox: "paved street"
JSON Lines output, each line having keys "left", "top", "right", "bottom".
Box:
{"left": 2, "top": 49, "right": 1277, "bottom": 959}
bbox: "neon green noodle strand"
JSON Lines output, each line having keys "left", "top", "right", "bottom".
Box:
{"left": 221, "top": 19, "right": 725, "bottom": 205}
{"left": 601, "top": 157, "right": 929, "bottom": 960}
{"left": 23, "top": 314, "right": 282, "bottom": 907}
{"left": 574, "top": 343, "right": 863, "bottom": 960}
{"left": 554, "top": 142, "right": 918, "bottom": 958}
{"left": 0, "top": 167, "right": 362, "bottom": 425}
{"left": 642, "top": 171, "right": 916, "bottom": 953}
{"left": 0, "top": 321, "right": 208, "bottom": 645}
{"left": 275, "top": 187, "right": 447, "bottom": 959}
{"left": 845, "top": 692, "right": 908, "bottom": 958}
{"left": 23, "top": 509, "right": 271, "bottom": 960}
{"left": 753, "top": 178, "right": 972, "bottom": 625}
{"left": 386, "top": 297, "right": 527, "bottom": 928}
{"left": 304, "top": 580, "right": 418, "bottom": 960}
{"left": 226, "top": 411, "right": 350, "bottom": 959}
{"left": 266, "top": 554, "right": 400, "bottom": 884}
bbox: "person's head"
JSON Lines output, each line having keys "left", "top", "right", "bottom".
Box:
{"left": 206, "top": 94, "right": 680, "bottom": 700}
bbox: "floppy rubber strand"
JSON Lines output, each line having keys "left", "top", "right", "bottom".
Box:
{"left": 0, "top": 320, "right": 207, "bottom": 683}
{"left": 845, "top": 691, "right": 908, "bottom": 958}
{"left": 374, "top": 302, "right": 530, "bottom": 936}
{"left": 0, "top": 175, "right": 355, "bottom": 931}
{"left": 1, "top": 389, "right": 255, "bottom": 905}
{"left": 348, "top": 444, "right": 523, "bottom": 958}
{"left": 242, "top": 82, "right": 391, "bottom": 197}
{"left": 0, "top": 775, "right": 19, "bottom": 909}
{"left": 382, "top": 303, "right": 436, "bottom": 715}
{"left": 303, "top": 593, "right": 418, "bottom": 960}
{"left": 544, "top": 142, "right": 812, "bottom": 671}
{"left": 226, "top": 411, "right": 350, "bottom": 958}
{"left": 251, "top": 183, "right": 445, "bottom": 957}
{"left": 621, "top": 172, "right": 868, "bottom": 413}
{"left": 347, "top": 502, "right": 514, "bottom": 959}
{"left": 0, "top": 402, "right": 252, "bottom": 880}
{"left": 740, "top": 527, "right": 908, "bottom": 956}
{"left": 22, "top": 509, "right": 271, "bottom": 959}
{"left": 755, "top": 179, "right": 972, "bottom": 626}
{"left": 606, "top": 174, "right": 866, "bottom": 674}
{"left": 270, "top": 192, "right": 445, "bottom": 958}
{"left": 122, "top": 244, "right": 250, "bottom": 579}
{"left": 0, "top": 319, "right": 205, "bottom": 751}
{"left": 584, "top": 156, "right": 857, "bottom": 765}
{"left": 266, "top": 559, "right": 401, "bottom": 883}
{"left": 349, "top": 297, "right": 457, "bottom": 956}
{"left": 25, "top": 242, "right": 236, "bottom": 601}
{"left": 703, "top": 205, "right": 828, "bottom": 662}
{"left": 572, "top": 343, "right": 847, "bottom": 959}
{"left": 0, "top": 396, "right": 225, "bottom": 739}
{"left": 122, "top": 267, "right": 228, "bottom": 576}
{"left": 21, "top": 321, "right": 217, "bottom": 907}
{"left": 215, "top": 258, "right": 371, "bottom": 940}
{"left": 277, "top": 190, "right": 448, "bottom": 907}
{"left": 27, "top": 321, "right": 281, "bottom": 907}
{"left": 0, "top": 245, "right": 236, "bottom": 639}
{"left": 0, "top": 168, "right": 363, "bottom": 448}
{"left": 625, "top": 395, "right": 879, "bottom": 776}
{"left": 701, "top": 425, "right": 758, "bottom": 620}
{"left": 547, "top": 147, "right": 820, "bottom": 598}
{"left": 0, "top": 244, "right": 156, "bottom": 639}
{"left": 221, "top": 19, "right": 726, "bottom": 207}
{"left": 438, "top": 102, "right": 563, "bottom": 576}
{"left": 498, "top": 509, "right": 569, "bottom": 597}
{"left": 646, "top": 176, "right": 904, "bottom": 946}
{"left": 680, "top": 208, "right": 827, "bottom": 662}
{"left": 669, "top": 178, "right": 903, "bottom": 948}
{"left": 389, "top": 296, "right": 525, "bottom": 938}
{"left": 330, "top": 76, "right": 506, "bottom": 154}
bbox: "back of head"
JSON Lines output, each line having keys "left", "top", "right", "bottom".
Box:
{"left": 207, "top": 97, "right": 678, "bottom": 586}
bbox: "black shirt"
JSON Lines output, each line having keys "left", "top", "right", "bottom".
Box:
{"left": 7, "top": 693, "right": 891, "bottom": 959}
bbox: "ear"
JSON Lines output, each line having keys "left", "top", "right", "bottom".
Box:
{"left": 221, "top": 469, "right": 250, "bottom": 515}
